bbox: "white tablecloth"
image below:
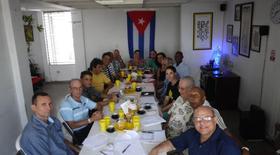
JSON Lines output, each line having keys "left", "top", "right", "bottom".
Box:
{"left": 79, "top": 88, "right": 166, "bottom": 155}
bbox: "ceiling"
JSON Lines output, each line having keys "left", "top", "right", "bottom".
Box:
{"left": 20, "top": 0, "right": 228, "bottom": 11}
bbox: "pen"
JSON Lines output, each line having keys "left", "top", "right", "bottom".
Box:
{"left": 122, "top": 144, "right": 131, "bottom": 153}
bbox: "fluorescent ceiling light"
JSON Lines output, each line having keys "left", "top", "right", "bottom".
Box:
{"left": 95, "top": 0, "right": 143, "bottom": 5}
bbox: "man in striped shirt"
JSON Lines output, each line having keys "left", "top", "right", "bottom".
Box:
{"left": 60, "top": 79, "right": 103, "bottom": 145}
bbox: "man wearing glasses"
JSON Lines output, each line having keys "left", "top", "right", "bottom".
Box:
{"left": 149, "top": 106, "right": 241, "bottom": 155}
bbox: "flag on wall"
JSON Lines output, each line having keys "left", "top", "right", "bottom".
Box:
{"left": 127, "top": 11, "right": 156, "bottom": 58}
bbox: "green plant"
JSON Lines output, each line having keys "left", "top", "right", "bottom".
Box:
{"left": 22, "top": 15, "right": 33, "bottom": 25}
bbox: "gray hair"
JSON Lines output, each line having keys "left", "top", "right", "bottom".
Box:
{"left": 180, "top": 76, "right": 195, "bottom": 89}
{"left": 69, "top": 79, "right": 81, "bottom": 88}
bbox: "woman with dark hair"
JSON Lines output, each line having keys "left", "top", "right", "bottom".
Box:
{"left": 128, "top": 50, "right": 145, "bottom": 68}
{"left": 145, "top": 50, "right": 158, "bottom": 73}
{"left": 155, "top": 52, "right": 166, "bottom": 68}
{"left": 161, "top": 66, "right": 179, "bottom": 114}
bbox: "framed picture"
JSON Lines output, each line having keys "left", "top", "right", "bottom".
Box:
{"left": 232, "top": 36, "right": 239, "bottom": 56}
{"left": 234, "top": 4, "right": 241, "bottom": 21}
{"left": 250, "top": 25, "right": 261, "bottom": 52}
{"left": 24, "top": 25, "right": 34, "bottom": 42}
{"left": 226, "top": 25, "right": 233, "bottom": 43}
{"left": 193, "top": 12, "right": 213, "bottom": 50}
{"left": 239, "top": 2, "right": 254, "bottom": 58}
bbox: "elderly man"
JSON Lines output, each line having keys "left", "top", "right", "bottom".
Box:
{"left": 149, "top": 106, "right": 241, "bottom": 155}
{"left": 166, "top": 76, "right": 195, "bottom": 138}
{"left": 60, "top": 79, "right": 103, "bottom": 145}
{"left": 186, "top": 87, "right": 250, "bottom": 155}
{"left": 173, "top": 51, "right": 190, "bottom": 78}
{"left": 20, "top": 92, "right": 74, "bottom": 155}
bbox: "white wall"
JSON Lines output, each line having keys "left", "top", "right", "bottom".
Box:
{"left": 180, "top": 2, "right": 224, "bottom": 84}
{"left": 82, "top": 7, "right": 180, "bottom": 67}
{"left": 222, "top": 0, "right": 280, "bottom": 137}
{"left": 0, "top": 0, "right": 32, "bottom": 154}
{"left": 22, "top": 11, "right": 45, "bottom": 76}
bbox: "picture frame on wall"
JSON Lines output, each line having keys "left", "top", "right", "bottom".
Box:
{"left": 226, "top": 25, "right": 233, "bottom": 43}
{"left": 234, "top": 4, "right": 241, "bottom": 21}
{"left": 250, "top": 25, "right": 261, "bottom": 52}
{"left": 24, "top": 25, "right": 34, "bottom": 42}
{"left": 193, "top": 12, "right": 213, "bottom": 50}
{"left": 232, "top": 36, "right": 239, "bottom": 56}
{"left": 239, "top": 2, "right": 254, "bottom": 58}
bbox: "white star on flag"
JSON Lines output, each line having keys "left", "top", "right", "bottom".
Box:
{"left": 138, "top": 17, "right": 145, "bottom": 25}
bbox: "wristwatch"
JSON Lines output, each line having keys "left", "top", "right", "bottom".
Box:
{"left": 87, "top": 118, "right": 92, "bottom": 124}
{"left": 241, "top": 146, "right": 250, "bottom": 152}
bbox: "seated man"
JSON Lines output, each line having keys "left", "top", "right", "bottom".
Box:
{"left": 186, "top": 87, "right": 250, "bottom": 155}
{"left": 20, "top": 92, "right": 74, "bottom": 155}
{"left": 60, "top": 79, "right": 103, "bottom": 145}
{"left": 166, "top": 76, "right": 195, "bottom": 138}
{"left": 173, "top": 51, "right": 190, "bottom": 78}
{"left": 149, "top": 106, "right": 241, "bottom": 155}
{"left": 89, "top": 58, "right": 113, "bottom": 95}
{"left": 102, "top": 52, "right": 117, "bottom": 82}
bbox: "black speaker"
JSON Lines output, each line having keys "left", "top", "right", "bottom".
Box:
{"left": 220, "top": 4, "right": 227, "bottom": 11}
{"left": 260, "top": 25, "right": 270, "bottom": 36}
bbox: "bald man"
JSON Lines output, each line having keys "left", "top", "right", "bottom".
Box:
{"left": 149, "top": 106, "right": 241, "bottom": 155}
{"left": 60, "top": 79, "right": 103, "bottom": 145}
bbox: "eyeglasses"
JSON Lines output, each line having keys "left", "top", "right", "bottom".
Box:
{"left": 193, "top": 116, "right": 214, "bottom": 122}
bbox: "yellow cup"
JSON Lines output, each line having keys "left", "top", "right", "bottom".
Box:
{"left": 104, "top": 116, "right": 111, "bottom": 127}
{"left": 133, "top": 121, "right": 141, "bottom": 131}
{"left": 115, "top": 80, "right": 121, "bottom": 87}
{"left": 131, "top": 82, "right": 137, "bottom": 90}
{"left": 119, "top": 109, "right": 124, "bottom": 119}
{"left": 128, "top": 66, "right": 132, "bottom": 70}
{"left": 99, "top": 119, "right": 106, "bottom": 132}
{"left": 109, "top": 101, "right": 115, "bottom": 113}
{"left": 127, "top": 74, "right": 131, "bottom": 79}
{"left": 132, "top": 115, "right": 140, "bottom": 123}
{"left": 120, "top": 71, "right": 125, "bottom": 77}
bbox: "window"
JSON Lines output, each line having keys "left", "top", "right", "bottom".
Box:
{"left": 43, "top": 12, "right": 75, "bottom": 65}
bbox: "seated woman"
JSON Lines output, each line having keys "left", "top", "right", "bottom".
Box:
{"left": 128, "top": 50, "right": 145, "bottom": 68}
{"left": 89, "top": 58, "right": 113, "bottom": 96}
{"left": 161, "top": 66, "right": 179, "bottom": 117}
{"left": 145, "top": 50, "right": 158, "bottom": 74}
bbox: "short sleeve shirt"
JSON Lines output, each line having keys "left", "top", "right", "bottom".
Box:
{"left": 165, "top": 80, "right": 180, "bottom": 101}
{"left": 91, "top": 72, "right": 111, "bottom": 93}
{"left": 167, "top": 96, "right": 193, "bottom": 138}
{"left": 170, "top": 126, "right": 241, "bottom": 155}
{"left": 60, "top": 95, "right": 96, "bottom": 131}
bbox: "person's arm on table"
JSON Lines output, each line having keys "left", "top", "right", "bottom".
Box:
{"left": 223, "top": 129, "right": 250, "bottom": 155}
{"left": 149, "top": 140, "right": 175, "bottom": 155}
{"left": 67, "top": 111, "right": 103, "bottom": 129}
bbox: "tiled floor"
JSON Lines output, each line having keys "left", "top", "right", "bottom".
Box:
{"left": 40, "top": 82, "right": 277, "bottom": 155}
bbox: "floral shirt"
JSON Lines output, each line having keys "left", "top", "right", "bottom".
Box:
{"left": 167, "top": 96, "right": 193, "bottom": 138}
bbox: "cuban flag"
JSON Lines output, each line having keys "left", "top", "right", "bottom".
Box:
{"left": 127, "top": 11, "right": 156, "bottom": 59}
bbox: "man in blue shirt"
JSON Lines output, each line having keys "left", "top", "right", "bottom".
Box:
{"left": 60, "top": 79, "right": 103, "bottom": 145}
{"left": 149, "top": 106, "right": 241, "bottom": 155}
{"left": 173, "top": 51, "right": 190, "bottom": 78}
{"left": 20, "top": 92, "right": 74, "bottom": 155}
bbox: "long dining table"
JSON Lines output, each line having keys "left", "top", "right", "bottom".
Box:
{"left": 79, "top": 82, "right": 167, "bottom": 155}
